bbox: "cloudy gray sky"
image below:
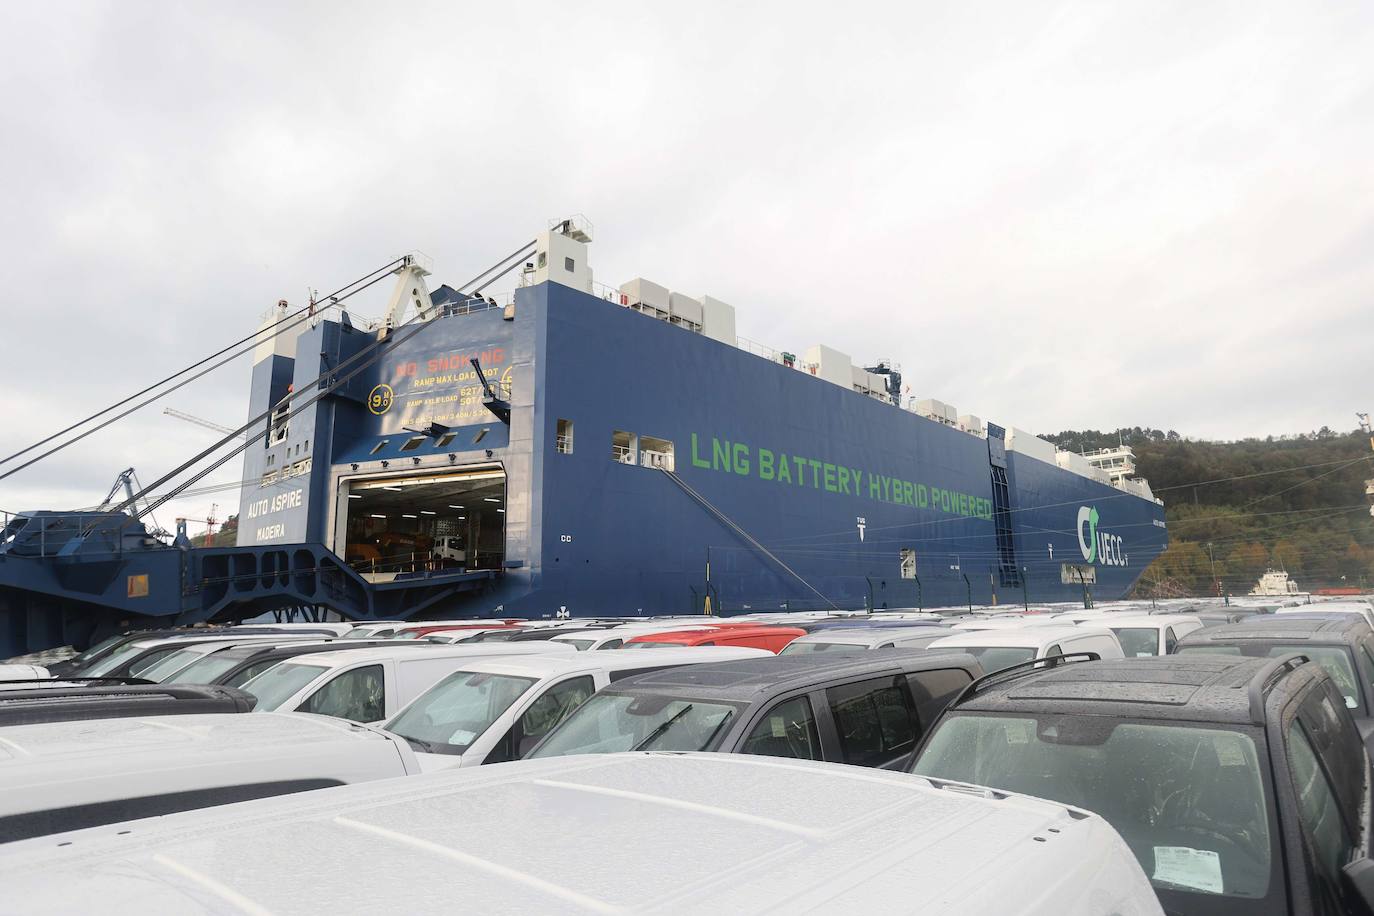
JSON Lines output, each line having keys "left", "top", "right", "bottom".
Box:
{"left": 2, "top": 1, "right": 1371, "bottom": 529}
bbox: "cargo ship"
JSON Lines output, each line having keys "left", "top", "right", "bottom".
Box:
{"left": 235, "top": 217, "right": 1168, "bottom": 615}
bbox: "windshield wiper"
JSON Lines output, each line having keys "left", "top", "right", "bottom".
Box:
{"left": 632, "top": 705, "right": 694, "bottom": 751}
{"left": 403, "top": 735, "right": 440, "bottom": 753}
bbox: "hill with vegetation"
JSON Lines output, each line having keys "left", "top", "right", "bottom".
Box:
{"left": 1041, "top": 427, "right": 1374, "bottom": 597}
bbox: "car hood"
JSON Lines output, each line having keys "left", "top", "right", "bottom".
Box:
{"left": 414, "top": 749, "right": 466, "bottom": 773}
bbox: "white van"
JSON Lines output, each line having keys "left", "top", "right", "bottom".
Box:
{"left": 384, "top": 646, "right": 767, "bottom": 771}
{"left": 928, "top": 626, "right": 1124, "bottom": 672}
{"left": 240, "top": 642, "right": 576, "bottom": 723}
{"left": 229, "top": 621, "right": 354, "bottom": 636}
{"left": 0, "top": 752, "right": 1164, "bottom": 915}
{"left": 0, "top": 712, "right": 418, "bottom": 843}
{"left": 1093, "top": 614, "right": 1203, "bottom": 657}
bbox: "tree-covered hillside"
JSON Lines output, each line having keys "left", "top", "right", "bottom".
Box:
{"left": 1041, "top": 427, "right": 1374, "bottom": 596}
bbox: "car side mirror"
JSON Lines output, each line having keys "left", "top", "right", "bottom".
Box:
{"left": 1342, "top": 858, "right": 1374, "bottom": 916}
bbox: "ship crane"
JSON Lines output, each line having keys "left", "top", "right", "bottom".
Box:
{"left": 862, "top": 360, "right": 903, "bottom": 407}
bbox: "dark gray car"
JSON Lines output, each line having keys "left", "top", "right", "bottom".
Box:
{"left": 528, "top": 650, "right": 981, "bottom": 771}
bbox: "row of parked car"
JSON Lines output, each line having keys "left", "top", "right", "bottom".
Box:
{"left": 5, "top": 597, "right": 1374, "bottom": 913}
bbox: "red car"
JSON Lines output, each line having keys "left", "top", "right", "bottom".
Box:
{"left": 624, "top": 625, "right": 805, "bottom": 653}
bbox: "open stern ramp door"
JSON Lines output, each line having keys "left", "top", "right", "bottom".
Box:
{"left": 336, "top": 465, "right": 506, "bottom": 582}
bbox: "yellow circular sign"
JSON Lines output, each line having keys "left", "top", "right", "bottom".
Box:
{"left": 368, "top": 383, "right": 394, "bottom": 415}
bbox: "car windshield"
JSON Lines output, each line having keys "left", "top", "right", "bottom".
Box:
{"left": 625, "top": 641, "right": 686, "bottom": 649}
{"left": 385, "top": 671, "right": 536, "bottom": 755}
{"left": 914, "top": 715, "right": 1275, "bottom": 902}
{"left": 239, "top": 662, "right": 327, "bottom": 710}
{"left": 79, "top": 642, "right": 155, "bottom": 677}
{"left": 391, "top": 631, "right": 423, "bottom": 640}
{"left": 472, "top": 630, "right": 518, "bottom": 642}
{"left": 341, "top": 628, "right": 380, "bottom": 639}
{"left": 134, "top": 647, "right": 209, "bottom": 682}
{"left": 1181, "top": 644, "right": 1364, "bottom": 714}
{"left": 168, "top": 651, "right": 252, "bottom": 684}
{"left": 529, "top": 693, "right": 741, "bottom": 757}
{"left": 558, "top": 638, "right": 596, "bottom": 651}
{"left": 779, "top": 640, "right": 862, "bottom": 655}
{"left": 1112, "top": 627, "right": 1160, "bottom": 657}
{"left": 66, "top": 633, "right": 129, "bottom": 667}
{"left": 954, "top": 646, "right": 1036, "bottom": 671}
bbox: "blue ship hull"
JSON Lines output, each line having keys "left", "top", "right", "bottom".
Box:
{"left": 235, "top": 280, "right": 1168, "bottom": 615}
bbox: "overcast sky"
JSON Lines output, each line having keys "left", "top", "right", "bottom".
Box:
{"left": 2, "top": 1, "right": 1371, "bottom": 529}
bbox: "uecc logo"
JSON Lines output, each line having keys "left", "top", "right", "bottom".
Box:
{"left": 1077, "top": 505, "right": 1127, "bottom": 566}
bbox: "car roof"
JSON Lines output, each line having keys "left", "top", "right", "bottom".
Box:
{"left": 604, "top": 650, "right": 980, "bottom": 701}
{"left": 1177, "top": 616, "right": 1369, "bottom": 644}
{"left": 0, "top": 752, "right": 1145, "bottom": 913}
{"left": 1096, "top": 615, "right": 1201, "bottom": 628}
{"left": 930, "top": 626, "right": 1108, "bottom": 648}
{"left": 0, "top": 711, "right": 390, "bottom": 763}
{"left": 428, "top": 646, "right": 769, "bottom": 679}
{"left": 273, "top": 642, "right": 577, "bottom": 668}
{"left": 947, "top": 654, "right": 1324, "bottom": 725}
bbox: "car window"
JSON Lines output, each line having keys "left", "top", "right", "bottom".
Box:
{"left": 1297, "top": 682, "right": 1367, "bottom": 830}
{"left": 518, "top": 676, "right": 596, "bottom": 745}
{"left": 906, "top": 668, "right": 974, "bottom": 728}
{"left": 1287, "top": 720, "right": 1351, "bottom": 904}
{"left": 224, "top": 659, "right": 280, "bottom": 689}
{"left": 1358, "top": 643, "right": 1374, "bottom": 707}
{"left": 740, "top": 696, "right": 821, "bottom": 760}
{"left": 299, "top": 664, "right": 385, "bottom": 722}
{"left": 126, "top": 647, "right": 182, "bottom": 678}
{"left": 1164, "top": 627, "right": 1178, "bottom": 654}
{"left": 1044, "top": 644, "right": 1063, "bottom": 657}
{"left": 826, "top": 676, "right": 919, "bottom": 769}
{"left": 595, "top": 639, "right": 623, "bottom": 650}
{"left": 1112, "top": 628, "right": 1159, "bottom": 657}
{"left": 1265, "top": 646, "right": 1364, "bottom": 715}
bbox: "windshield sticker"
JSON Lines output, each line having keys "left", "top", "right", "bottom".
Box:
{"left": 448, "top": 728, "right": 477, "bottom": 745}
{"left": 1212, "top": 735, "right": 1249, "bottom": 768}
{"left": 1153, "top": 846, "right": 1223, "bottom": 894}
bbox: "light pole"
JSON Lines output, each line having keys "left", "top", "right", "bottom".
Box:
{"left": 1021, "top": 565, "right": 1029, "bottom": 612}
{"left": 1206, "top": 541, "right": 1218, "bottom": 598}
{"left": 950, "top": 557, "right": 971, "bottom": 612}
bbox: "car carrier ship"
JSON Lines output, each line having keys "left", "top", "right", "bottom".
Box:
{"left": 0, "top": 217, "right": 1167, "bottom": 655}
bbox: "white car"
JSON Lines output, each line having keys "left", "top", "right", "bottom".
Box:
{"left": 927, "top": 626, "right": 1124, "bottom": 672}
{"left": 383, "top": 646, "right": 767, "bottom": 771}
{"left": 1092, "top": 614, "right": 1203, "bottom": 657}
{"left": 0, "top": 664, "right": 50, "bottom": 681}
{"left": 130, "top": 635, "right": 320, "bottom": 683}
{"left": 0, "top": 712, "right": 419, "bottom": 843}
{"left": 778, "top": 627, "right": 954, "bottom": 654}
{"left": 240, "top": 642, "right": 576, "bottom": 723}
{"left": 0, "top": 752, "right": 1164, "bottom": 915}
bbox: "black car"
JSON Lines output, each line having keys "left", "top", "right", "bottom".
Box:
{"left": 0, "top": 681, "right": 255, "bottom": 725}
{"left": 910, "top": 653, "right": 1374, "bottom": 914}
{"left": 1178, "top": 617, "right": 1374, "bottom": 748}
{"left": 528, "top": 650, "right": 981, "bottom": 771}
